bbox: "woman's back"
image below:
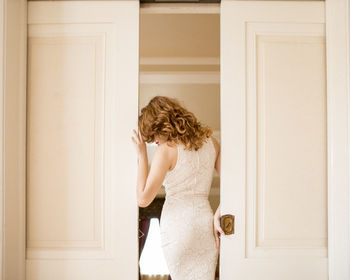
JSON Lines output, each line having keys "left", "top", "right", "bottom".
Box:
{"left": 159, "top": 136, "right": 219, "bottom": 280}
{"left": 162, "top": 136, "right": 217, "bottom": 199}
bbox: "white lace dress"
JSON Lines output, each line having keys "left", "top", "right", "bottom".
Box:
{"left": 159, "top": 136, "right": 219, "bottom": 280}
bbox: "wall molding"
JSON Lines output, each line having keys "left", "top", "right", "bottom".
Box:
{"left": 140, "top": 57, "right": 220, "bottom": 66}
{"left": 140, "top": 3, "right": 220, "bottom": 14}
{"left": 140, "top": 71, "right": 219, "bottom": 84}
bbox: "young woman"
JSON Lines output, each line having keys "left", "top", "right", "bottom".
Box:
{"left": 131, "top": 96, "right": 225, "bottom": 280}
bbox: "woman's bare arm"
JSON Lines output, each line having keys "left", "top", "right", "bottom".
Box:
{"left": 211, "top": 135, "right": 221, "bottom": 215}
{"left": 211, "top": 135, "right": 225, "bottom": 248}
{"left": 136, "top": 143, "right": 172, "bottom": 208}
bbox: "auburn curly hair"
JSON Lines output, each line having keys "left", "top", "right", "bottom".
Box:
{"left": 138, "top": 96, "right": 213, "bottom": 151}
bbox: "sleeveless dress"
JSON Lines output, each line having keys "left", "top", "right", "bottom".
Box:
{"left": 159, "top": 136, "right": 219, "bottom": 280}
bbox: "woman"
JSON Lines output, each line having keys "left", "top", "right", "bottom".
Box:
{"left": 131, "top": 96, "right": 225, "bottom": 280}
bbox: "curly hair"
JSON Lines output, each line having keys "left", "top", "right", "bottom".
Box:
{"left": 138, "top": 96, "right": 213, "bottom": 151}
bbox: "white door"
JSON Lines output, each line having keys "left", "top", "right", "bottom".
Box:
{"left": 220, "top": 1, "right": 328, "bottom": 279}
{"left": 26, "top": 2, "right": 139, "bottom": 279}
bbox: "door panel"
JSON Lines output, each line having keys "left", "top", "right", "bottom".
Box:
{"left": 220, "top": 1, "right": 328, "bottom": 279}
{"left": 26, "top": 2, "right": 139, "bottom": 279}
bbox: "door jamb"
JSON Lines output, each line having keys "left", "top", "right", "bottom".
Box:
{"left": 325, "top": 0, "right": 350, "bottom": 278}
{"left": 1, "top": 0, "right": 27, "bottom": 279}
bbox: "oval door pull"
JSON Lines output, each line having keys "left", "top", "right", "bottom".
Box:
{"left": 220, "top": 214, "right": 235, "bottom": 235}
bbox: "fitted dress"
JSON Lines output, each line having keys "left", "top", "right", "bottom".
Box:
{"left": 159, "top": 136, "right": 219, "bottom": 280}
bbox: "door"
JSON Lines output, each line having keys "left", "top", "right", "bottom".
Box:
{"left": 220, "top": 1, "right": 328, "bottom": 279}
{"left": 26, "top": 1, "right": 139, "bottom": 279}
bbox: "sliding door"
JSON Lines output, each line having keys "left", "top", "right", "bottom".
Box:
{"left": 26, "top": 2, "right": 139, "bottom": 279}
{"left": 220, "top": 1, "right": 328, "bottom": 279}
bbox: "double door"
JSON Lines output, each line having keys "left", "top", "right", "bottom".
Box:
{"left": 26, "top": 1, "right": 328, "bottom": 279}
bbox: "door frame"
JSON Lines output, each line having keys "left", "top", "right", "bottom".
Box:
{"left": 324, "top": 0, "right": 350, "bottom": 278}
{"left": 0, "top": 0, "right": 27, "bottom": 279}
{"left": 0, "top": 0, "right": 349, "bottom": 279}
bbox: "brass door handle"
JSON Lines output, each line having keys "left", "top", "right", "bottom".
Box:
{"left": 220, "top": 214, "right": 235, "bottom": 235}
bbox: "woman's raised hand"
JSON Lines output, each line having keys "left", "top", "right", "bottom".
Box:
{"left": 131, "top": 129, "right": 147, "bottom": 157}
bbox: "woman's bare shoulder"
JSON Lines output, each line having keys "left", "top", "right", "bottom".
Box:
{"left": 157, "top": 141, "right": 177, "bottom": 171}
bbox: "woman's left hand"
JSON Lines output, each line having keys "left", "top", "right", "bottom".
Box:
{"left": 131, "top": 129, "right": 147, "bottom": 157}
{"left": 213, "top": 211, "right": 225, "bottom": 249}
